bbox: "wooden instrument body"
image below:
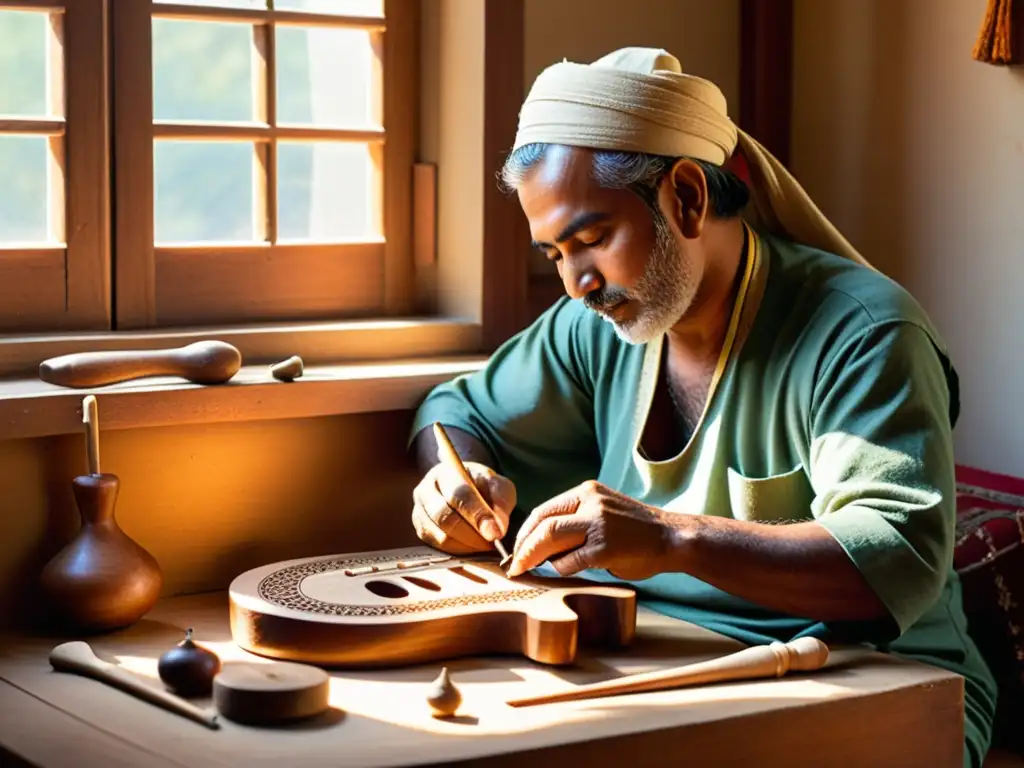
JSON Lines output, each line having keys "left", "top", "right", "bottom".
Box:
{"left": 228, "top": 546, "right": 637, "bottom": 668}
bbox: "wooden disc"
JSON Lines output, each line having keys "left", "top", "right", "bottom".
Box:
{"left": 212, "top": 661, "right": 330, "bottom": 725}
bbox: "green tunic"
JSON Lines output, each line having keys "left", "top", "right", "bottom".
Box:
{"left": 409, "top": 227, "right": 997, "bottom": 766}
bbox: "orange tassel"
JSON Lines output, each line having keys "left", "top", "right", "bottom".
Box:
{"left": 973, "top": 0, "right": 1015, "bottom": 65}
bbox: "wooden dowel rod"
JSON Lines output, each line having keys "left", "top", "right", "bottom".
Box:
{"left": 49, "top": 641, "right": 219, "bottom": 729}
{"left": 506, "top": 637, "right": 829, "bottom": 707}
{"left": 82, "top": 395, "right": 100, "bottom": 475}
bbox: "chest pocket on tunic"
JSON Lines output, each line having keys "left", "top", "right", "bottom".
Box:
{"left": 726, "top": 465, "right": 816, "bottom": 523}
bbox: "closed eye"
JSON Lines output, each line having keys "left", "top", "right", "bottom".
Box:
{"left": 536, "top": 245, "right": 561, "bottom": 262}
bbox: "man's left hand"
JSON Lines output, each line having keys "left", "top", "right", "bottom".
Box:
{"left": 505, "top": 480, "right": 678, "bottom": 580}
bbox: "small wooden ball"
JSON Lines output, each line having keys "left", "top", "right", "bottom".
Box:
{"left": 158, "top": 627, "right": 221, "bottom": 697}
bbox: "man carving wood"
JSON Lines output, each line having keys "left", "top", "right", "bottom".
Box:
{"left": 407, "top": 47, "right": 997, "bottom": 767}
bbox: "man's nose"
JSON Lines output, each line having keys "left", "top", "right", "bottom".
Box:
{"left": 562, "top": 260, "right": 602, "bottom": 301}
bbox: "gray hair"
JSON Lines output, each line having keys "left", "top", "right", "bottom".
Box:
{"left": 498, "top": 143, "right": 749, "bottom": 218}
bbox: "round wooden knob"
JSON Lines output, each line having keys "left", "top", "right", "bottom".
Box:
{"left": 212, "top": 661, "right": 330, "bottom": 725}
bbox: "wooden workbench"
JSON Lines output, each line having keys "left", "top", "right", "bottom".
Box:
{"left": 0, "top": 591, "right": 964, "bottom": 767}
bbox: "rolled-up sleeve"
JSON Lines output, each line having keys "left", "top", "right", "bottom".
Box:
{"left": 809, "top": 320, "right": 958, "bottom": 636}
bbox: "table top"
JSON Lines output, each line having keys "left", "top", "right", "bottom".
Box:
{"left": 0, "top": 591, "right": 964, "bottom": 767}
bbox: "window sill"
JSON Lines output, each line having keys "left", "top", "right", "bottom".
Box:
{"left": 0, "top": 317, "right": 483, "bottom": 378}
{"left": 0, "top": 356, "right": 486, "bottom": 441}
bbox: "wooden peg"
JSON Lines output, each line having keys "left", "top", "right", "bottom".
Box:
{"left": 39, "top": 340, "right": 242, "bottom": 388}
{"left": 83, "top": 395, "right": 100, "bottom": 475}
{"left": 506, "top": 637, "right": 829, "bottom": 707}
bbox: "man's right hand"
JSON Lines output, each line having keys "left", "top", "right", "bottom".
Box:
{"left": 411, "top": 461, "right": 516, "bottom": 555}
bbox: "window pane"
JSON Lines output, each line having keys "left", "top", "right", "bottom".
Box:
{"left": 274, "top": 0, "right": 383, "bottom": 15}
{"left": 153, "top": 19, "right": 254, "bottom": 122}
{"left": 278, "top": 142, "right": 375, "bottom": 242}
{"left": 154, "top": 1, "right": 266, "bottom": 8}
{"left": 0, "top": 10, "right": 48, "bottom": 117}
{"left": 0, "top": 137, "right": 47, "bottom": 243}
{"left": 155, "top": 141, "right": 255, "bottom": 243}
{"left": 276, "top": 27, "right": 376, "bottom": 128}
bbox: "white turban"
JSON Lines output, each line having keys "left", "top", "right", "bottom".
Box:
{"left": 514, "top": 47, "right": 871, "bottom": 269}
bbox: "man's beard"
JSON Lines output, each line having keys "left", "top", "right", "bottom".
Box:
{"left": 582, "top": 209, "right": 699, "bottom": 345}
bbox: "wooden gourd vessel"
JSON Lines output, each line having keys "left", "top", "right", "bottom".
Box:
{"left": 38, "top": 396, "right": 163, "bottom": 633}
{"left": 228, "top": 546, "right": 637, "bottom": 668}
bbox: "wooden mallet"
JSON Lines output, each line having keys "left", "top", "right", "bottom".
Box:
{"left": 506, "top": 637, "right": 829, "bottom": 707}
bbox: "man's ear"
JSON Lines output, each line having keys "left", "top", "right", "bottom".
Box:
{"left": 659, "top": 158, "right": 708, "bottom": 238}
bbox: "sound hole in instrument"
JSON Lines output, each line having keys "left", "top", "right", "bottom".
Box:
{"left": 364, "top": 581, "right": 409, "bottom": 599}
{"left": 449, "top": 566, "right": 487, "bottom": 584}
{"left": 360, "top": 566, "right": 489, "bottom": 599}
{"left": 401, "top": 576, "right": 441, "bottom": 592}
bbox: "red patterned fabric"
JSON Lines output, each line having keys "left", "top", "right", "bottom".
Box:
{"left": 954, "top": 466, "right": 1024, "bottom": 752}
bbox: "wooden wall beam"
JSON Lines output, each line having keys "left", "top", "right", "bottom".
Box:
{"left": 739, "top": 0, "right": 794, "bottom": 167}
{"left": 481, "top": 0, "right": 528, "bottom": 351}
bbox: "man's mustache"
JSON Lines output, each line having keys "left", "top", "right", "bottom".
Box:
{"left": 583, "top": 287, "right": 630, "bottom": 313}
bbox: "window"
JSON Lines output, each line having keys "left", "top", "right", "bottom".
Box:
{"left": 0, "top": 0, "right": 416, "bottom": 335}
{"left": 0, "top": 0, "right": 108, "bottom": 333}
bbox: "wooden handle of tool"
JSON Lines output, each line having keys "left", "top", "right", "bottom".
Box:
{"left": 83, "top": 395, "right": 100, "bottom": 475}
{"left": 432, "top": 422, "right": 511, "bottom": 564}
{"left": 39, "top": 341, "right": 242, "bottom": 388}
{"left": 49, "top": 641, "right": 220, "bottom": 729}
{"left": 506, "top": 637, "right": 829, "bottom": 707}
{"left": 432, "top": 422, "right": 479, "bottom": 489}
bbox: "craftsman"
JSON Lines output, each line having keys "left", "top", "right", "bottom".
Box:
{"left": 407, "top": 47, "right": 997, "bottom": 767}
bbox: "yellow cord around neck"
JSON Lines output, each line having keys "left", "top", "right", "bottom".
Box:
{"left": 702, "top": 221, "right": 758, "bottom": 407}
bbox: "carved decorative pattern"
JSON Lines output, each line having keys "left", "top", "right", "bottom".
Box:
{"left": 257, "top": 552, "right": 545, "bottom": 616}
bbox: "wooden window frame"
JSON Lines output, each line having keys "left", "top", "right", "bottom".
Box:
{"left": 112, "top": 0, "right": 418, "bottom": 330}
{"left": 0, "top": 0, "right": 536, "bottom": 439}
{"left": 0, "top": 0, "right": 110, "bottom": 333}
